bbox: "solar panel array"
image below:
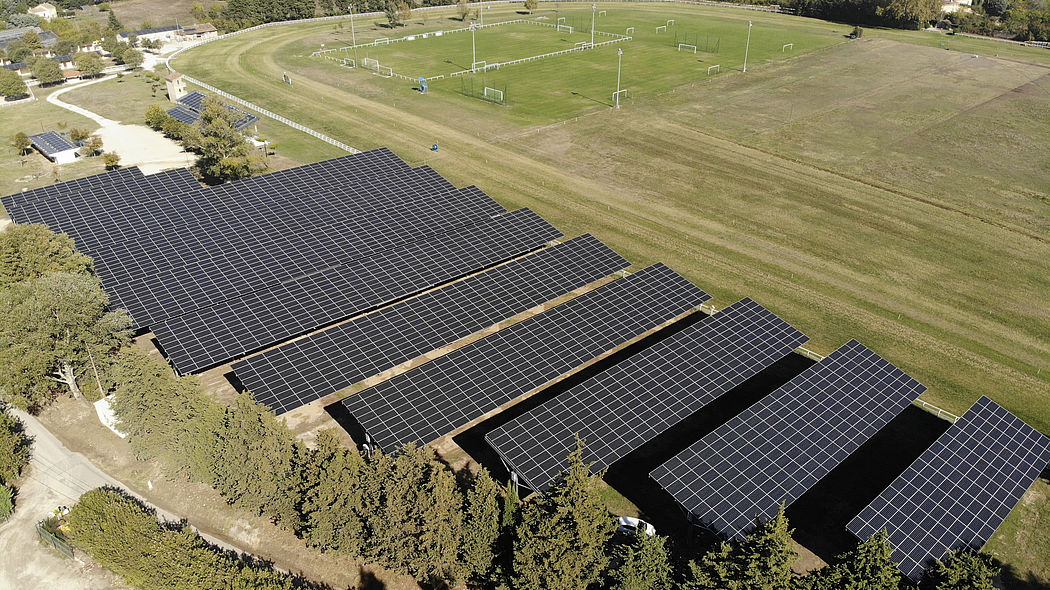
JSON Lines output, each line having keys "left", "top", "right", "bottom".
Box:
{"left": 847, "top": 396, "right": 1050, "bottom": 580}
{"left": 167, "top": 105, "right": 202, "bottom": 125}
{"left": 173, "top": 90, "right": 260, "bottom": 130}
{"left": 651, "top": 339, "right": 926, "bottom": 540}
{"left": 1, "top": 166, "right": 141, "bottom": 211}
{"left": 29, "top": 131, "right": 77, "bottom": 156}
{"left": 233, "top": 234, "right": 629, "bottom": 415}
{"left": 487, "top": 297, "right": 809, "bottom": 492}
{"left": 155, "top": 208, "right": 561, "bottom": 373}
{"left": 342, "top": 263, "right": 710, "bottom": 451}
{"left": 102, "top": 182, "right": 500, "bottom": 328}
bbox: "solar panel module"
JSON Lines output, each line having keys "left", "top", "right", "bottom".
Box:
{"left": 847, "top": 396, "right": 1050, "bottom": 581}
{"left": 341, "top": 263, "right": 710, "bottom": 452}
{"left": 651, "top": 339, "right": 926, "bottom": 541}
{"left": 487, "top": 297, "right": 809, "bottom": 493}
{"left": 233, "top": 234, "right": 629, "bottom": 415}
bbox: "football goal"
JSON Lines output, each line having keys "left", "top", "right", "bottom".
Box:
{"left": 782, "top": 43, "right": 794, "bottom": 51}
{"left": 472, "top": 60, "right": 487, "bottom": 72}
{"left": 361, "top": 57, "right": 380, "bottom": 70}
{"left": 626, "top": 26, "right": 635, "bottom": 34}
{"left": 376, "top": 65, "right": 393, "bottom": 77}
{"left": 707, "top": 64, "right": 721, "bottom": 74}
{"left": 655, "top": 25, "right": 666, "bottom": 33}
{"left": 557, "top": 24, "right": 574, "bottom": 33}
{"left": 599, "top": 9, "right": 607, "bottom": 15}
{"left": 678, "top": 43, "right": 697, "bottom": 53}
{"left": 484, "top": 86, "right": 504, "bottom": 102}
{"left": 374, "top": 37, "right": 390, "bottom": 45}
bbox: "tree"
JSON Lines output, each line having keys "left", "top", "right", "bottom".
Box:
{"left": 5, "top": 41, "right": 31, "bottom": 63}
{"left": 984, "top": 0, "right": 1009, "bottom": 16}
{"left": 12, "top": 132, "right": 32, "bottom": 155}
{"left": 0, "top": 485, "right": 12, "bottom": 522}
{"left": 70, "top": 128, "right": 90, "bottom": 142}
{"left": 686, "top": 504, "right": 797, "bottom": 590}
{"left": 397, "top": 1, "right": 412, "bottom": 24}
{"left": 920, "top": 549, "right": 999, "bottom": 590}
{"left": 524, "top": 0, "right": 538, "bottom": 13}
{"left": 120, "top": 48, "right": 143, "bottom": 68}
{"left": 415, "top": 468, "right": 464, "bottom": 586}
{"left": 107, "top": 10, "right": 122, "bottom": 32}
{"left": 802, "top": 530, "right": 901, "bottom": 590}
{"left": 102, "top": 152, "right": 121, "bottom": 169}
{"left": 513, "top": 440, "right": 614, "bottom": 590}
{"left": 31, "top": 57, "right": 63, "bottom": 85}
{"left": 74, "top": 51, "right": 104, "bottom": 78}
{"left": 80, "top": 134, "right": 103, "bottom": 157}
{"left": 0, "top": 225, "right": 91, "bottom": 287}
{"left": 0, "top": 272, "right": 130, "bottom": 411}
{"left": 457, "top": 0, "right": 469, "bottom": 20}
{"left": 876, "top": 0, "right": 942, "bottom": 28}
{"left": 385, "top": 0, "right": 402, "bottom": 26}
{"left": 144, "top": 104, "right": 171, "bottom": 129}
{"left": 52, "top": 38, "right": 75, "bottom": 56}
{"left": 0, "top": 408, "right": 31, "bottom": 485}
{"left": 21, "top": 30, "right": 43, "bottom": 52}
{"left": 185, "top": 97, "right": 266, "bottom": 183}
{"left": 299, "top": 429, "right": 368, "bottom": 553}
{"left": 609, "top": 532, "right": 674, "bottom": 590}
{"left": 0, "top": 69, "right": 28, "bottom": 98}
{"left": 460, "top": 469, "right": 502, "bottom": 587}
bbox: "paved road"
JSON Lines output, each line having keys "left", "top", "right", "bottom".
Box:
{"left": 0, "top": 408, "right": 236, "bottom": 589}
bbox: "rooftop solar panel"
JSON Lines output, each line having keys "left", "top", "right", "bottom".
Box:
{"left": 650, "top": 339, "right": 927, "bottom": 541}
{"left": 153, "top": 208, "right": 561, "bottom": 373}
{"left": 487, "top": 297, "right": 809, "bottom": 492}
{"left": 341, "top": 263, "right": 710, "bottom": 452}
{"left": 166, "top": 105, "right": 200, "bottom": 125}
{"left": 846, "top": 396, "right": 1050, "bottom": 581}
{"left": 175, "top": 90, "right": 259, "bottom": 130}
{"left": 29, "top": 131, "right": 77, "bottom": 156}
{"left": 101, "top": 181, "right": 500, "bottom": 328}
{"left": 233, "top": 234, "right": 629, "bottom": 415}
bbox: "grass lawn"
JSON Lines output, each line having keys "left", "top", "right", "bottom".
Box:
{"left": 60, "top": 69, "right": 173, "bottom": 126}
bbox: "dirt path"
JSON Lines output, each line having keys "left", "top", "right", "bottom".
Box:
{"left": 46, "top": 76, "right": 194, "bottom": 174}
{"left": 0, "top": 408, "right": 244, "bottom": 589}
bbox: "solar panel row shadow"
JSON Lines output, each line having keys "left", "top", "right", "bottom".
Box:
{"left": 104, "top": 184, "right": 502, "bottom": 328}
{"left": 846, "top": 396, "right": 1050, "bottom": 581}
{"left": 650, "top": 339, "right": 926, "bottom": 541}
{"left": 341, "top": 262, "right": 710, "bottom": 452}
{"left": 487, "top": 297, "right": 808, "bottom": 493}
{"left": 233, "top": 234, "right": 629, "bottom": 415}
{"left": 154, "top": 208, "right": 561, "bottom": 373}
{"left": 22, "top": 148, "right": 409, "bottom": 253}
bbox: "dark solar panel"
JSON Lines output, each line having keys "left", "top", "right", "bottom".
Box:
{"left": 154, "top": 208, "right": 561, "bottom": 373}
{"left": 341, "top": 263, "right": 710, "bottom": 452}
{"left": 176, "top": 90, "right": 208, "bottom": 111}
{"left": 650, "top": 339, "right": 927, "bottom": 541}
{"left": 2, "top": 167, "right": 141, "bottom": 211}
{"left": 11, "top": 148, "right": 408, "bottom": 252}
{"left": 847, "top": 396, "right": 1050, "bottom": 581}
{"left": 29, "top": 131, "right": 77, "bottom": 156}
{"left": 104, "top": 182, "right": 501, "bottom": 328}
{"left": 233, "top": 234, "right": 629, "bottom": 415}
{"left": 487, "top": 297, "right": 809, "bottom": 492}
{"left": 166, "top": 105, "right": 201, "bottom": 125}
{"left": 175, "top": 90, "right": 259, "bottom": 130}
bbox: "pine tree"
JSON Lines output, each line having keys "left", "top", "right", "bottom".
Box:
{"left": 415, "top": 468, "right": 464, "bottom": 585}
{"left": 803, "top": 530, "right": 901, "bottom": 590}
{"left": 0, "top": 224, "right": 92, "bottom": 287}
{"left": 359, "top": 449, "right": 394, "bottom": 560}
{"left": 920, "top": 549, "right": 998, "bottom": 590}
{"left": 686, "top": 503, "right": 797, "bottom": 590}
{"left": 371, "top": 444, "right": 433, "bottom": 572}
{"left": 513, "top": 440, "right": 614, "bottom": 590}
{"left": 610, "top": 532, "right": 674, "bottom": 590}
{"left": 107, "top": 10, "right": 122, "bottom": 32}
{"left": 460, "top": 468, "right": 502, "bottom": 586}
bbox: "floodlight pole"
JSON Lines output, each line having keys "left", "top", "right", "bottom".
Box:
{"left": 349, "top": 5, "right": 358, "bottom": 65}
{"left": 471, "top": 23, "right": 476, "bottom": 71}
{"left": 742, "top": 21, "right": 752, "bottom": 73}
{"left": 591, "top": 3, "right": 596, "bottom": 48}
{"left": 615, "top": 47, "right": 622, "bottom": 108}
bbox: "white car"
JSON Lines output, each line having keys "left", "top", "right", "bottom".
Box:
{"left": 616, "top": 516, "right": 656, "bottom": 537}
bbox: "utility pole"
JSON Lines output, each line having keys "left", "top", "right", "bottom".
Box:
{"left": 471, "top": 22, "right": 477, "bottom": 70}
{"left": 591, "top": 3, "right": 596, "bottom": 48}
{"left": 349, "top": 4, "right": 358, "bottom": 65}
{"left": 742, "top": 20, "right": 753, "bottom": 73}
{"left": 615, "top": 47, "right": 622, "bottom": 108}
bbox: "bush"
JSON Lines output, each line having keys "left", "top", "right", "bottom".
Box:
{"left": 0, "top": 409, "right": 30, "bottom": 485}
{"left": 0, "top": 485, "right": 13, "bottom": 522}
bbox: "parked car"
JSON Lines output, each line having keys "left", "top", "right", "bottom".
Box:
{"left": 616, "top": 516, "right": 656, "bottom": 537}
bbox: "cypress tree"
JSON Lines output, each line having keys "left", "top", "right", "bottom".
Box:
{"left": 803, "top": 530, "right": 901, "bottom": 590}
{"left": 686, "top": 503, "right": 797, "bottom": 590}
{"left": 299, "top": 429, "right": 368, "bottom": 555}
{"left": 512, "top": 440, "right": 614, "bottom": 590}
{"left": 415, "top": 468, "right": 464, "bottom": 585}
{"left": 920, "top": 549, "right": 998, "bottom": 590}
{"left": 609, "top": 532, "right": 674, "bottom": 590}
{"left": 460, "top": 468, "right": 502, "bottom": 586}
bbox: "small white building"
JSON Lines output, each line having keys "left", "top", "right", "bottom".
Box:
{"left": 30, "top": 131, "right": 79, "bottom": 164}
{"left": 27, "top": 2, "right": 57, "bottom": 21}
{"left": 942, "top": 0, "right": 973, "bottom": 13}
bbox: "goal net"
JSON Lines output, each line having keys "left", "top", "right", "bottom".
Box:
{"left": 483, "top": 86, "right": 504, "bottom": 102}
{"left": 678, "top": 43, "right": 697, "bottom": 53}
{"left": 557, "top": 24, "right": 574, "bottom": 33}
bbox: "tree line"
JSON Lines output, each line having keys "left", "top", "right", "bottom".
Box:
{"left": 0, "top": 226, "right": 1004, "bottom": 588}
{"left": 0, "top": 406, "right": 31, "bottom": 523}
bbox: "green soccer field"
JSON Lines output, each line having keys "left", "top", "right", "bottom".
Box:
{"left": 304, "top": 4, "right": 841, "bottom": 120}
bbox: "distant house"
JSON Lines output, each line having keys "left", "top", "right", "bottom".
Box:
{"left": 50, "top": 53, "right": 75, "bottom": 69}
{"left": 0, "top": 27, "right": 58, "bottom": 52}
{"left": 117, "top": 24, "right": 180, "bottom": 44}
{"left": 30, "top": 131, "right": 79, "bottom": 164}
{"left": 942, "top": 0, "right": 973, "bottom": 12}
{"left": 177, "top": 23, "right": 218, "bottom": 42}
{"left": 166, "top": 90, "right": 260, "bottom": 132}
{"left": 27, "top": 2, "right": 58, "bottom": 21}
{"left": 2, "top": 62, "right": 30, "bottom": 76}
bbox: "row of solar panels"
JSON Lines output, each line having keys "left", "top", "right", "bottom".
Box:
{"left": 5, "top": 150, "right": 1047, "bottom": 581}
